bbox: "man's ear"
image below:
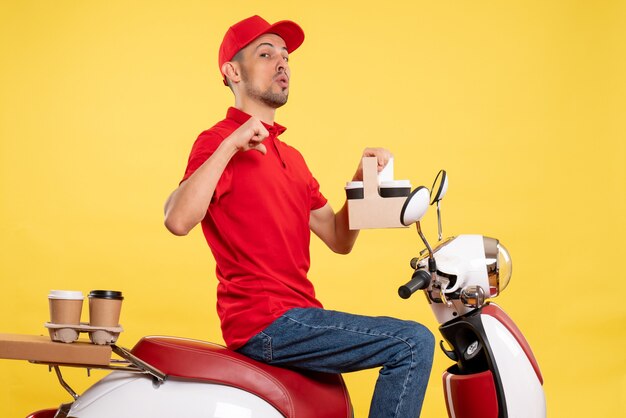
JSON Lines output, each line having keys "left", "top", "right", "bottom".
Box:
{"left": 222, "top": 62, "right": 241, "bottom": 84}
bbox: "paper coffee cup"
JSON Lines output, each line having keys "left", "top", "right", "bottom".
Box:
{"left": 379, "top": 180, "right": 412, "bottom": 198}
{"left": 48, "top": 290, "right": 84, "bottom": 325}
{"left": 345, "top": 181, "right": 364, "bottom": 199}
{"left": 88, "top": 290, "right": 123, "bottom": 327}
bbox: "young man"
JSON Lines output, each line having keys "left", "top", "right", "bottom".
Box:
{"left": 164, "top": 15, "right": 434, "bottom": 418}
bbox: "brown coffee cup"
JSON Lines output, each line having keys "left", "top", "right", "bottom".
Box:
{"left": 88, "top": 290, "right": 124, "bottom": 327}
{"left": 48, "top": 290, "right": 84, "bottom": 325}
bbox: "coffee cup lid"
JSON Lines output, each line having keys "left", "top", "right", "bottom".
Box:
{"left": 88, "top": 290, "right": 124, "bottom": 300}
{"left": 345, "top": 181, "right": 364, "bottom": 189}
{"left": 380, "top": 180, "right": 412, "bottom": 188}
{"left": 48, "top": 290, "right": 84, "bottom": 300}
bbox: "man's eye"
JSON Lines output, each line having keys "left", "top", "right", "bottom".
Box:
{"left": 260, "top": 53, "right": 270, "bottom": 58}
{"left": 283, "top": 56, "right": 289, "bottom": 62}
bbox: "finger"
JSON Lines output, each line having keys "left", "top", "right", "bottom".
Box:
{"left": 377, "top": 152, "right": 392, "bottom": 171}
{"left": 253, "top": 143, "right": 267, "bottom": 155}
{"left": 362, "top": 148, "right": 391, "bottom": 170}
{"left": 362, "top": 147, "right": 377, "bottom": 157}
{"left": 247, "top": 139, "right": 267, "bottom": 154}
{"left": 255, "top": 124, "right": 270, "bottom": 140}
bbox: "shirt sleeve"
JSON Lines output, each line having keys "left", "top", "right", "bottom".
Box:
{"left": 309, "top": 174, "right": 328, "bottom": 210}
{"left": 181, "top": 130, "right": 232, "bottom": 203}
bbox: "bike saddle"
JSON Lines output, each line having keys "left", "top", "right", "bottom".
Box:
{"left": 131, "top": 336, "right": 353, "bottom": 418}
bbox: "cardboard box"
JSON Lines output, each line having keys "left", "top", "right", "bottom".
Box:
{"left": 0, "top": 333, "right": 112, "bottom": 366}
{"left": 347, "top": 157, "right": 409, "bottom": 230}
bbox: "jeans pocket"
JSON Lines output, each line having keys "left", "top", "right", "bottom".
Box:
{"left": 259, "top": 331, "right": 273, "bottom": 362}
{"left": 239, "top": 331, "right": 274, "bottom": 363}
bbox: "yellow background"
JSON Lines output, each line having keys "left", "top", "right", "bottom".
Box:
{"left": 1, "top": 1, "right": 624, "bottom": 416}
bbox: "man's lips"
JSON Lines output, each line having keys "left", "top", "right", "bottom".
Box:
{"left": 274, "top": 74, "right": 289, "bottom": 88}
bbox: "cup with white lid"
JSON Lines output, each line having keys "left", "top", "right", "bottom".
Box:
{"left": 345, "top": 181, "right": 364, "bottom": 199}
{"left": 48, "top": 290, "right": 84, "bottom": 325}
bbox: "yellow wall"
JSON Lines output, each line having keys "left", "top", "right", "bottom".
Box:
{"left": 1, "top": 1, "right": 624, "bottom": 416}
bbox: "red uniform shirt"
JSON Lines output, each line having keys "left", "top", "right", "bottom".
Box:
{"left": 182, "top": 107, "right": 327, "bottom": 349}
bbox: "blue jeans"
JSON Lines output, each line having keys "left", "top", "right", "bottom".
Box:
{"left": 236, "top": 307, "right": 435, "bottom": 418}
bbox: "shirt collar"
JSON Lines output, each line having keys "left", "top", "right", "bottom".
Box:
{"left": 226, "top": 107, "right": 287, "bottom": 136}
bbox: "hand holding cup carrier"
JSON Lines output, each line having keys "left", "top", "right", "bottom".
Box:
{"left": 45, "top": 290, "right": 124, "bottom": 345}
{"left": 345, "top": 157, "right": 412, "bottom": 200}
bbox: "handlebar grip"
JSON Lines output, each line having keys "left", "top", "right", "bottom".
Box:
{"left": 398, "top": 270, "right": 431, "bottom": 299}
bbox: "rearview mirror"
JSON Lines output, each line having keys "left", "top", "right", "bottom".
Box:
{"left": 400, "top": 186, "right": 430, "bottom": 226}
{"left": 430, "top": 170, "right": 448, "bottom": 240}
{"left": 430, "top": 170, "right": 448, "bottom": 205}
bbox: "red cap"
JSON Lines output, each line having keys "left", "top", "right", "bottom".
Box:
{"left": 219, "top": 15, "right": 305, "bottom": 85}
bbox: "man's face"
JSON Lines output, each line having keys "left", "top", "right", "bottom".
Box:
{"left": 237, "top": 33, "right": 291, "bottom": 108}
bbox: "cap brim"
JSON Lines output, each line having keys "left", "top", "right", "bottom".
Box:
{"left": 261, "top": 20, "right": 305, "bottom": 53}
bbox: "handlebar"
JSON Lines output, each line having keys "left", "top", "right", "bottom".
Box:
{"left": 398, "top": 269, "right": 431, "bottom": 299}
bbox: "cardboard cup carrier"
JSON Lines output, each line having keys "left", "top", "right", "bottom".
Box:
{"left": 46, "top": 289, "right": 124, "bottom": 345}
